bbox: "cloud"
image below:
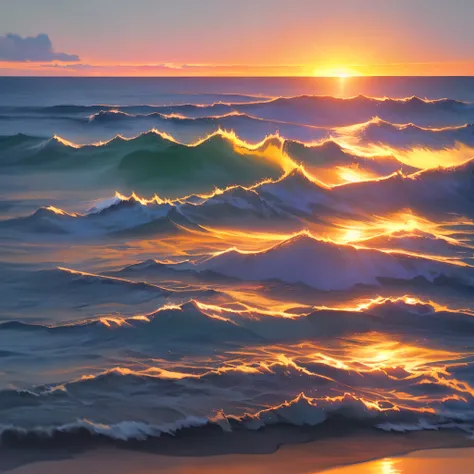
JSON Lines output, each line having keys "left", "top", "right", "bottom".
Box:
{"left": 0, "top": 33, "right": 79, "bottom": 62}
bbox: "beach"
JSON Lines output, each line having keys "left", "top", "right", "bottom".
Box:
{"left": 4, "top": 430, "right": 474, "bottom": 474}
{"left": 325, "top": 447, "right": 474, "bottom": 474}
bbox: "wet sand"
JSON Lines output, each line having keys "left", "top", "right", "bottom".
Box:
{"left": 5, "top": 430, "right": 474, "bottom": 474}
{"left": 322, "top": 447, "right": 474, "bottom": 473}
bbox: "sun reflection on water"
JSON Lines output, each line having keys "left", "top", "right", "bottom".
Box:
{"left": 379, "top": 458, "right": 402, "bottom": 474}
{"left": 319, "top": 457, "right": 403, "bottom": 474}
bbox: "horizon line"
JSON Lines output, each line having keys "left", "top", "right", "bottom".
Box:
{"left": 2, "top": 75, "right": 474, "bottom": 79}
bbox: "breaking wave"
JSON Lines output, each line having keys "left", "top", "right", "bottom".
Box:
{"left": 1, "top": 392, "right": 466, "bottom": 448}
{"left": 343, "top": 117, "right": 474, "bottom": 149}
{"left": 0, "top": 131, "right": 292, "bottom": 197}
{"left": 3, "top": 156, "right": 474, "bottom": 238}
{"left": 198, "top": 233, "right": 473, "bottom": 290}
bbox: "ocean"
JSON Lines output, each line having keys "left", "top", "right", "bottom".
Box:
{"left": 0, "top": 76, "right": 474, "bottom": 454}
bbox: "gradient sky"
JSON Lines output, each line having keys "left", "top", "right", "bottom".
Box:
{"left": 1, "top": 0, "right": 474, "bottom": 76}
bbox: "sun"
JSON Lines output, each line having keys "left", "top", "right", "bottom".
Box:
{"left": 313, "top": 67, "right": 362, "bottom": 78}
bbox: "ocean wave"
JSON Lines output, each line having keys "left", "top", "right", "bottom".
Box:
{"left": 86, "top": 109, "right": 331, "bottom": 144}
{"left": 2, "top": 94, "right": 271, "bottom": 115}
{"left": 0, "top": 194, "right": 201, "bottom": 237}
{"left": 232, "top": 95, "right": 474, "bottom": 127}
{"left": 333, "top": 159, "right": 474, "bottom": 214}
{"left": 256, "top": 159, "right": 474, "bottom": 218}
{"left": 0, "top": 131, "right": 290, "bottom": 197}
{"left": 4, "top": 294, "right": 474, "bottom": 343}
{"left": 0, "top": 300, "right": 262, "bottom": 344}
{"left": 4, "top": 94, "right": 473, "bottom": 132}
{"left": 3, "top": 293, "right": 474, "bottom": 447}
{"left": 284, "top": 139, "right": 418, "bottom": 183}
{"left": 9, "top": 266, "right": 172, "bottom": 300}
{"left": 0, "top": 416, "right": 210, "bottom": 445}
{"left": 2, "top": 127, "right": 471, "bottom": 200}
{"left": 1, "top": 392, "right": 472, "bottom": 449}
{"left": 197, "top": 233, "right": 473, "bottom": 290}
{"left": 89, "top": 95, "right": 470, "bottom": 128}
{"left": 342, "top": 117, "right": 474, "bottom": 149}
{"left": 359, "top": 229, "right": 474, "bottom": 258}
{"left": 0, "top": 266, "right": 203, "bottom": 323}
{"left": 174, "top": 157, "right": 474, "bottom": 226}
{"left": 10, "top": 106, "right": 474, "bottom": 151}
{"left": 3, "top": 155, "right": 473, "bottom": 238}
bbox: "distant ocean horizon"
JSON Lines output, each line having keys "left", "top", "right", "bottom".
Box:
{"left": 2, "top": 76, "right": 474, "bottom": 106}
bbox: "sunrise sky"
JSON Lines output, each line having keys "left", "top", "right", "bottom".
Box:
{"left": 1, "top": 0, "right": 474, "bottom": 76}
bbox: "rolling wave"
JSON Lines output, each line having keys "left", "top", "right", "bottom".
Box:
{"left": 2, "top": 95, "right": 474, "bottom": 148}
{"left": 5, "top": 94, "right": 473, "bottom": 126}
{"left": 343, "top": 117, "right": 474, "bottom": 149}
{"left": 184, "top": 157, "right": 474, "bottom": 222}
{"left": 3, "top": 296, "right": 474, "bottom": 340}
{"left": 255, "top": 159, "right": 474, "bottom": 218}
{"left": 0, "top": 131, "right": 290, "bottom": 196}
{"left": 3, "top": 156, "right": 473, "bottom": 240}
{"left": 2, "top": 296, "right": 474, "bottom": 446}
{"left": 86, "top": 109, "right": 331, "bottom": 144}
{"left": 0, "top": 267, "right": 224, "bottom": 323}
{"left": 1, "top": 392, "right": 467, "bottom": 448}
{"left": 1, "top": 93, "right": 271, "bottom": 116}
{"left": 284, "top": 139, "right": 418, "bottom": 183}
{"left": 234, "top": 95, "right": 474, "bottom": 127}
{"left": 198, "top": 233, "right": 472, "bottom": 290}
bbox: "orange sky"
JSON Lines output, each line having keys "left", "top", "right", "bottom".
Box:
{"left": 1, "top": 0, "right": 474, "bottom": 76}
{"left": 2, "top": 61, "right": 474, "bottom": 77}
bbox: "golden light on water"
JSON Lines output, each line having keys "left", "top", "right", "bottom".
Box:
{"left": 336, "top": 165, "right": 378, "bottom": 183}
{"left": 341, "top": 229, "right": 363, "bottom": 243}
{"left": 379, "top": 458, "right": 402, "bottom": 474}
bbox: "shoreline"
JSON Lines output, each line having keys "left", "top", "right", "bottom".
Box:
{"left": 321, "top": 447, "right": 474, "bottom": 473}
{"left": 3, "top": 428, "right": 474, "bottom": 474}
